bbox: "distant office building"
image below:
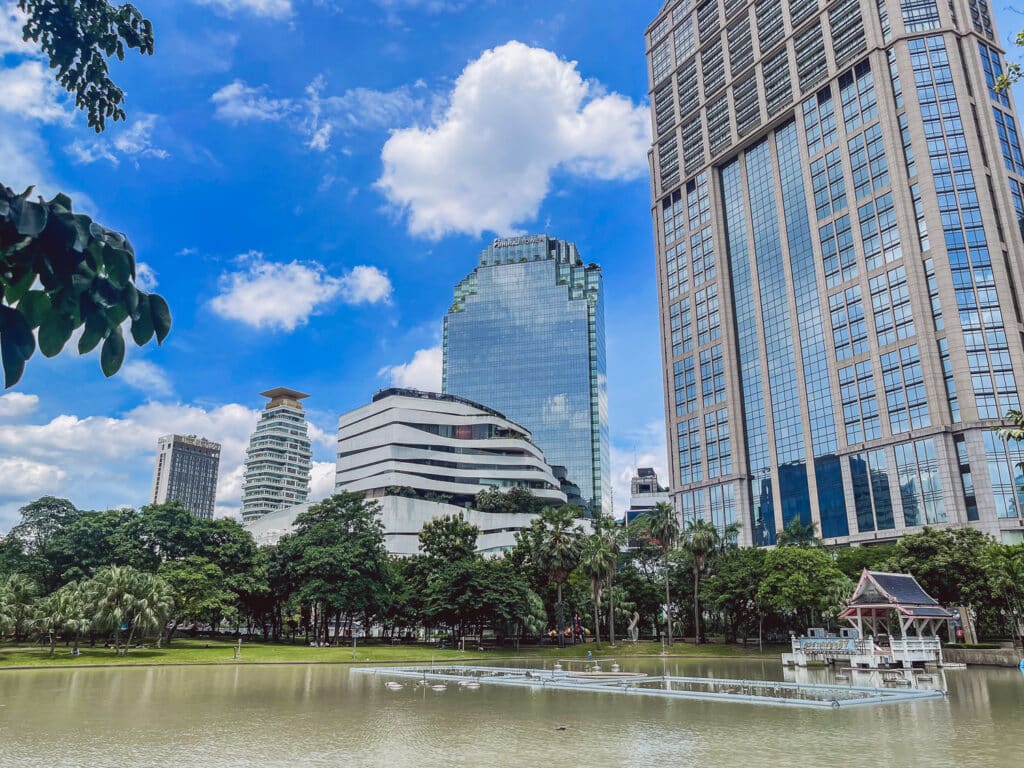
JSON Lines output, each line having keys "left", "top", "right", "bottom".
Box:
{"left": 443, "top": 235, "right": 611, "bottom": 515}
{"left": 624, "top": 467, "right": 671, "bottom": 525}
{"left": 150, "top": 434, "right": 221, "bottom": 519}
{"left": 646, "top": 0, "right": 1024, "bottom": 546}
{"left": 241, "top": 388, "right": 312, "bottom": 523}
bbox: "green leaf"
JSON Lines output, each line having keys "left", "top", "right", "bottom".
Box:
{"left": 16, "top": 200, "right": 47, "bottom": 237}
{"left": 100, "top": 326, "right": 125, "bottom": 377}
{"left": 0, "top": 306, "right": 36, "bottom": 388}
{"left": 17, "top": 290, "right": 51, "bottom": 328}
{"left": 104, "top": 245, "right": 131, "bottom": 287}
{"left": 3, "top": 270, "right": 34, "bottom": 304}
{"left": 38, "top": 308, "right": 74, "bottom": 358}
{"left": 130, "top": 294, "right": 153, "bottom": 345}
{"left": 150, "top": 294, "right": 171, "bottom": 344}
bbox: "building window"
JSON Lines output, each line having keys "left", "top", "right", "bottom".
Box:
{"left": 880, "top": 344, "right": 929, "bottom": 433}
{"left": 893, "top": 438, "right": 945, "bottom": 525}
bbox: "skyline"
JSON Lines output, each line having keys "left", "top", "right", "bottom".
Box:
{"left": 0, "top": 0, "right": 668, "bottom": 528}
{"left": 3, "top": 1, "right": 1024, "bottom": 530}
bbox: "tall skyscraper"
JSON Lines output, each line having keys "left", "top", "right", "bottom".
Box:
{"left": 646, "top": 0, "right": 1024, "bottom": 546}
{"left": 443, "top": 235, "right": 611, "bottom": 515}
{"left": 241, "top": 388, "right": 313, "bottom": 523}
{"left": 150, "top": 434, "right": 221, "bottom": 519}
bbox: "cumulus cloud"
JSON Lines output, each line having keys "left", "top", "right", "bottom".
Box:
{"left": 377, "top": 346, "right": 442, "bottom": 391}
{"left": 377, "top": 41, "right": 650, "bottom": 239}
{"left": 0, "top": 400, "right": 263, "bottom": 528}
{"left": 0, "top": 392, "right": 39, "bottom": 420}
{"left": 189, "top": 0, "right": 292, "bottom": 18}
{"left": 211, "top": 79, "right": 294, "bottom": 123}
{"left": 209, "top": 252, "right": 392, "bottom": 331}
{"left": 121, "top": 360, "right": 174, "bottom": 399}
{"left": 309, "top": 461, "right": 336, "bottom": 501}
{"left": 0, "top": 60, "right": 71, "bottom": 123}
{"left": 339, "top": 265, "right": 393, "bottom": 304}
{"left": 67, "top": 113, "right": 168, "bottom": 166}
{"left": 0, "top": 457, "right": 65, "bottom": 500}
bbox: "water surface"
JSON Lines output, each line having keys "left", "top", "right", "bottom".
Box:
{"left": 1, "top": 657, "right": 1021, "bottom": 767}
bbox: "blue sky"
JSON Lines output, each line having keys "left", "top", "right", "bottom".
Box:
{"left": 4, "top": 1, "right": 1024, "bottom": 530}
{"left": 0, "top": 0, "right": 673, "bottom": 527}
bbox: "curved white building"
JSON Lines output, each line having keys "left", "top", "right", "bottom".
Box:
{"left": 336, "top": 388, "right": 567, "bottom": 507}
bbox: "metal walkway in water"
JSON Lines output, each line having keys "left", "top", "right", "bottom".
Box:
{"left": 354, "top": 665, "right": 946, "bottom": 709}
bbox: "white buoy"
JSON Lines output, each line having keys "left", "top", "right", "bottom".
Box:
{"left": 611, "top": 663, "right": 620, "bottom": 673}
{"left": 431, "top": 684, "right": 447, "bottom": 692}
{"left": 459, "top": 680, "right": 481, "bottom": 690}
{"left": 385, "top": 682, "right": 404, "bottom": 690}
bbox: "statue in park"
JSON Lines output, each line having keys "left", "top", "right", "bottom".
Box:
{"left": 628, "top": 611, "right": 640, "bottom": 643}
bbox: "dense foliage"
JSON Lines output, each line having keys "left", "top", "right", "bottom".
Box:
{"left": 3, "top": 493, "right": 1023, "bottom": 653}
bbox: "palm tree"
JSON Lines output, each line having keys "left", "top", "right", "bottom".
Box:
{"left": 2, "top": 573, "right": 39, "bottom": 641}
{"left": 88, "top": 565, "right": 142, "bottom": 655}
{"left": 644, "top": 502, "right": 681, "bottom": 645}
{"left": 682, "top": 518, "right": 720, "bottom": 645}
{"left": 580, "top": 530, "right": 615, "bottom": 649}
{"left": 35, "top": 582, "right": 92, "bottom": 656}
{"left": 533, "top": 506, "right": 584, "bottom": 648}
{"left": 124, "top": 572, "right": 175, "bottom": 651}
{"left": 776, "top": 519, "right": 819, "bottom": 547}
{"left": 597, "top": 517, "right": 626, "bottom": 645}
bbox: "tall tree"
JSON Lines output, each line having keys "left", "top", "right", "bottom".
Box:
{"left": 418, "top": 513, "right": 479, "bottom": 562}
{"left": 681, "top": 518, "right": 720, "bottom": 644}
{"left": 1, "top": 572, "right": 39, "bottom": 640}
{"left": 775, "top": 519, "right": 820, "bottom": 547}
{"left": 516, "top": 506, "right": 584, "bottom": 647}
{"left": 278, "top": 493, "right": 392, "bottom": 645}
{"left": 758, "top": 547, "right": 851, "bottom": 632}
{"left": 34, "top": 581, "right": 92, "bottom": 655}
{"left": 580, "top": 529, "right": 615, "bottom": 649}
{"left": 635, "top": 502, "right": 681, "bottom": 645}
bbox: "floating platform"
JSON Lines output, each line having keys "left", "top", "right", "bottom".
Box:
{"left": 355, "top": 665, "right": 945, "bottom": 710}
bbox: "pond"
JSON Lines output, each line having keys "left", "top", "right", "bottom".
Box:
{"left": 1, "top": 657, "right": 1021, "bottom": 767}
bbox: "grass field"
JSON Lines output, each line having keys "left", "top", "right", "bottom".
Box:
{"left": 0, "top": 638, "right": 783, "bottom": 669}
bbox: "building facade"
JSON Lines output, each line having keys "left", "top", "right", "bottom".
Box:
{"left": 646, "top": 0, "right": 1024, "bottom": 545}
{"left": 241, "top": 388, "right": 313, "bottom": 523}
{"left": 624, "top": 467, "right": 672, "bottom": 524}
{"left": 150, "top": 434, "right": 221, "bottom": 519}
{"left": 443, "top": 235, "right": 611, "bottom": 515}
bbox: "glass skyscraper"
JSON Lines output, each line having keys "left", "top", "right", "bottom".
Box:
{"left": 647, "top": 0, "right": 1024, "bottom": 545}
{"left": 443, "top": 235, "right": 611, "bottom": 515}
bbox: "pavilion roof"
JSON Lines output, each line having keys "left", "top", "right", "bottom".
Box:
{"left": 845, "top": 569, "right": 952, "bottom": 614}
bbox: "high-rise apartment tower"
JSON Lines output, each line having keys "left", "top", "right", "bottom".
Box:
{"left": 241, "top": 388, "right": 313, "bottom": 523}
{"left": 646, "top": 0, "right": 1024, "bottom": 545}
{"left": 443, "top": 235, "right": 611, "bottom": 515}
{"left": 150, "top": 434, "right": 221, "bottom": 519}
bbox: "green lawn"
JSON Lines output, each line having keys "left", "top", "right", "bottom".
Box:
{"left": 0, "top": 638, "right": 783, "bottom": 669}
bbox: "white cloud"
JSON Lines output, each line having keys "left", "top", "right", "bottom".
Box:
{"left": 189, "top": 0, "right": 293, "bottom": 18}
{"left": 0, "top": 400, "right": 262, "bottom": 528}
{"left": 121, "top": 360, "right": 174, "bottom": 399}
{"left": 309, "top": 461, "right": 336, "bottom": 501}
{"left": 68, "top": 114, "right": 168, "bottom": 167}
{"left": 339, "top": 265, "right": 392, "bottom": 304}
{"left": 0, "top": 457, "right": 65, "bottom": 500}
{"left": 0, "top": 3, "right": 32, "bottom": 57}
{"left": 135, "top": 262, "right": 158, "bottom": 292}
{"left": 209, "top": 252, "right": 391, "bottom": 331}
{"left": 0, "top": 59, "right": 71, "bottom": 123}
{"left": 0, "top": 392, "right": 39, "bottom": 420}
{"left": 610, "top": 420, "right": 669, "bottom": 517}
{"left": 377, "top": 345, "right": 442, "bottom": 392}
{"left": 377, "top": 41, "right": 650, "bottom": 239}
{"left": 211, "top": 79, "right": 294, "bottom": 123}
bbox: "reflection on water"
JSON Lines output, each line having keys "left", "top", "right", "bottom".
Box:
{"left": 0, "top": 658, "right": 1021, "bottom": 768}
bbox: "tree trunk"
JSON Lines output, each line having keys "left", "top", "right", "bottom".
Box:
{"left": 608, "top": 575, "right": 616, "bottom": 646}
{"left": 48, "top": 631, "right": 55, "bottom": 657}
{"left": 124, "top": 617, "right": 138, "bottom": 656}
{"left": 693, "top": 566, "right": 701, "bottom": 645}
{"left": 556, "top": 583, "right": 565, "bottom": 649}
{"left": 166, "top": 619, "right": 179, "bottom": 646}
{"left": 593, "top": 596, "right": 601, "bottom": 650}
{"left": 664, "top": 555, "right": 673, "bottom": 646}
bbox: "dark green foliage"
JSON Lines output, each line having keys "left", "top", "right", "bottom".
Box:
{"left": 418, "top": 513, "right": 479, "bottom": 562}
{"left": 758, "top": 547, "right": 852, "bottom": 631}
{"left": 475, "top": 486, "right": 543, "bottom": 516}
{"left": 0, "top": 186, "right": 171, "bottom": 387}
{"left": 832, "top": 543, "right": 896, "bottom": 580}
{"left": 17, "top": 0, "right": 154, "bottom": 132}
